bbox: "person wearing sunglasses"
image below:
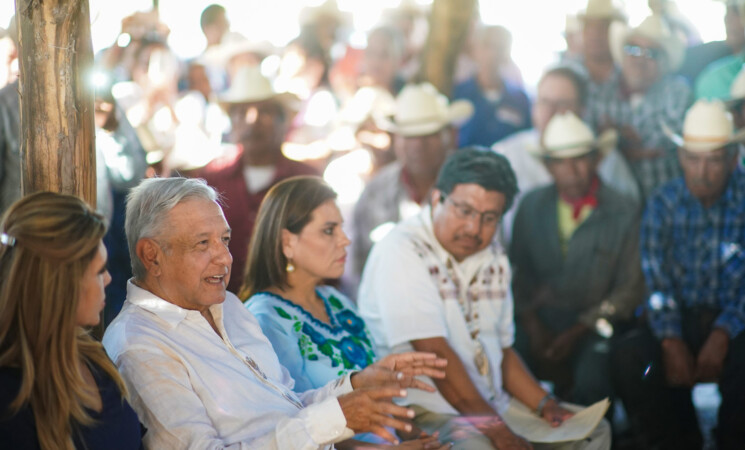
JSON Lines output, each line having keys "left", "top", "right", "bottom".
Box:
{"left": 585, "top": 14, "right": 692, "bottom": 199}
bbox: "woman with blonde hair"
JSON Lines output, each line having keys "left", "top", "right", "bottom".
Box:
{"left": 0, "top": 192, "right": 143, "bottom": 449}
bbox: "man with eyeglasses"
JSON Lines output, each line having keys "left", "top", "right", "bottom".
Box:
{"left": 585, "top": 14, "right": 692, "bottom": 198}
{"left": 358, "top": 148, "right": 611, "bottom": 449}
{"left": 509, "top": 112, "right": 643, "bottom": 415}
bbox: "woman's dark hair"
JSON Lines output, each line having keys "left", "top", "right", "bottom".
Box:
{"left": 240, "top": 176, "right": 337, "bottom": 299}
{"left": 435, "top": 147, "right": 519, "bottom": 211}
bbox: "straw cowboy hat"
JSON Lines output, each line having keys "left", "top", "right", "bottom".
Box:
{"left": 537, "top": 111, "right": 618, "bottom": 159}
{"left": 663, "top": 99, "right": 745, "bottom": 153}
{"left": 374, "top": 83, "right": 473, "bottom": 137}
{"left": 200, "top": 32, "right": 275, "bottom": 68}
{"left": 578, "top": 0, "right": 627, "bottom": 22}
{"left": 610, "top": 14, "right": 685, "bottom": 72}
{"left": 218, "top": 66, "right": 300, "bottom": 111}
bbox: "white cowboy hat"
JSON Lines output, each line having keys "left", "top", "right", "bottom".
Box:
{"left": 578, "top": 0, "right": 627, "bottom": 22}
{"left": 218, "top": 66, "right": 300, "bottom": 111}
{"left": 610, "top": 14, "right": 685, "bottom": 73}
{"left": 663, "top": 99, "right": 745, "bottom": 153}
{"left": 538, "top": 111, "right": 618, "bottom": 159}
{"left": 200, "top": 32, "right": 275, "bottom": 68}
{"left": 374, "top": 83, "right": 473, "bottom": 137}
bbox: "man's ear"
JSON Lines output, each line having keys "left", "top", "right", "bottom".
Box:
{"left": 136, "top": 238, "right": 163, "bottom": 277}
{"left": 430, "top": 189, "right": 443, "bottom": 207}
{"left": 280, "top": 229, "right": 298, "bottom": 260}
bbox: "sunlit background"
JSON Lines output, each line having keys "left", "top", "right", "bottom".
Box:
{"left": 0, "top": 0, "right": 728, "bottom": 90}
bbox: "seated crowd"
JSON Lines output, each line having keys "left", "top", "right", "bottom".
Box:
{"left": 1, "top": 0, "right": 744, "bottom": 449}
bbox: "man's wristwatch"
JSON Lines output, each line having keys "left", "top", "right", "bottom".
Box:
{"left": 536, "top": 393, "right": 557, "bottom": 416}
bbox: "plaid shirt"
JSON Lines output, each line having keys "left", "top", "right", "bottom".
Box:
{"left": 586, "top": 72, "right": 693, "bottom": 198}
{"left": 641, "top": 168, "right": 745, "bottom": 340}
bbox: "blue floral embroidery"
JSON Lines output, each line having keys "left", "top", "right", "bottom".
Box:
{"left": 339, "top": 337, "right": 370, "bottom": 369}
{"left": 262, "top": 290, "right": 375, "bottom": 371}
{"left": 302, "top": 322, "right": 327, "bottom": 346}
{"left": 336, "top": 310, "right": 366, "bottom": 338}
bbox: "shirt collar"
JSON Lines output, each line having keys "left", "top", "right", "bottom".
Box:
{"left": 126, "top": 280, "right": 224, "bottom": 329}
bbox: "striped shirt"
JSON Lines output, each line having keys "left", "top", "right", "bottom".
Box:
{"left": 641, "top": 168, "right": 745, "bottom": 340}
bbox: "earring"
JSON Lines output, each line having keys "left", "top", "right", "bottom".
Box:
{"left": 286, "top": 260, "right": 295, "bottom": 273}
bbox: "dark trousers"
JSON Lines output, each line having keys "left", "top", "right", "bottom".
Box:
{"left": 515, "top": 307, "right": 614, "bottom": 407}
{"left": 611, "top": 308, "right": 745, "bottom": 450}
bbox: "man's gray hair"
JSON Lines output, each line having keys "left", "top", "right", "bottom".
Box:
{"left": 126, "top": 177, "right": 219, "bottom": 280}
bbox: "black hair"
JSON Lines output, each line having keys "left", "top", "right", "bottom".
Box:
{"left": 200, "top": 4, "right": 226, "bottom": 31}
{"left": 539, "top": 65, "right": 589, "bottom": 108}
{"left": 435, "top": 147, "right": 519, "bottom": 211}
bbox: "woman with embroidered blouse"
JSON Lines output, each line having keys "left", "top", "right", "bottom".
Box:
{"left": 240, "top": 176, "right": 449, "bottom": 449}
{"left": 240, "top": 176, "right": 377, "bottom": 392}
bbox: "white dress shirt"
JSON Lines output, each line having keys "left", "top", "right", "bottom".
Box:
{"left": 103, "top": 281, "right": 355, "bottom": 449}
{"left": 358, "top": 207, "right": 514, "bottom": 415}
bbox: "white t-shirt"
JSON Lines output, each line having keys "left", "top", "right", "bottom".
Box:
{"left": 358, "top": 207, "right": 515, "bottom": 415}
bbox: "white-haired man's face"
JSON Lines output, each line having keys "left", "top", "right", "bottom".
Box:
{"left": 144, "top": 197, "right": 233, "bottom": 311}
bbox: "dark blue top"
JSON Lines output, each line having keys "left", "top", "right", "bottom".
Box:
{"left": 453, "top": 76, "right": 531, "bottom": 148}
{"left": 0, "top": 362, "right": 144, "bottom": 449}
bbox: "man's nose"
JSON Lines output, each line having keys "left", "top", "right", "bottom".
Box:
{"left": 215, "top": 242, "right": 233, "bottom": 266}
{"left": 244, "top": 107, "right": 259, "bottom": 124}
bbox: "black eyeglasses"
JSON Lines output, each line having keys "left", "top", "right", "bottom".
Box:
{"left": 441, "top": 194, "right": 501, "bottom": 227}
{"left": 623, "top": 44, "right": 664, "bottom": 61}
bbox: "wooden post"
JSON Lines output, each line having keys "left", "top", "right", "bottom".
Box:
{"left": 417, "top": 0, "right": 476, "bottom": 97}
{"left": 16, "top": 0, "right": 96, "bottom": 206}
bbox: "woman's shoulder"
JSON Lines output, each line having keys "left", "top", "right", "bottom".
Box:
{"left": 0, "top": 367, "right": 22, "bottom": 405}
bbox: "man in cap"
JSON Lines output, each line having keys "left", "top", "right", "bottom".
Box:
{"left": 358, "top": 148, "right": 611, "bottom": 449}
{"left": 453, "top": 25, "right": 531, "bottom": 148}
{"left": 509, "top": 112, "right": 644, "bottom": 408}
{"left": 612, "top": 100, "right": 745, "bottom": 449}
{"left": 201, "top": 67, "right": 316, "bottom": 293}
{"left": 350, "top": 83, "right": 472, "bottom": 283}
{"left": 586, "top": 14, "right": 692, "bottom": 198}
{"left": 494, "top": 65, "right": 639, "bottom": 245}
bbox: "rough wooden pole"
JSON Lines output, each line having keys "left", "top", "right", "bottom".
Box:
{"left": 417, "top": 0, "right": 476, "bottom": 97}
{"left": 16, "top": 0, "right": 96, "bottom": 206}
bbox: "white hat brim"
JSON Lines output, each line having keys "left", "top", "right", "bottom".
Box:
{"left": 218, "top": 91, "right": 301, "bottom": 112}
{"left": 376, "top": 99, "right": 474, "bottom": 137}
{"left": 662, "top": 120, "right": 745, "bottom": 153}
{"left": 538, "top": 128, "right": 618, "bottom": 159}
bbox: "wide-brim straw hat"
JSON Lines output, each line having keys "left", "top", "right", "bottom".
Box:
{"left": 536, "top": 111, "right": 617, "bottom": 159}
{"left": 218, "top": 66, "right": 300, "bottom": 111}
{"left": 375, "top": 83, "right": 473, "bottom": 137}
{"left": 610, "top": 14, "right": 685, "bottom": 73}
{"left": 578, "top": 0, "right": 627, "bottom": 22}
{"left": 200, "top": 32, "right": 275, "bottom": 68}
{"left": 299, "top": 0, "right": 352, "bottom": 27}
{"left": 663, "top": 99, "right": 745, "bottom": 153}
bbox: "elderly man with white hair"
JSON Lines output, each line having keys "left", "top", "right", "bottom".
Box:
{"left": 612, "top": 100, "right": 745, "bottom": 449}
{"left": 585, "top": 14, "right": 692, "bottom": 198}
{"left": 103, "top": 177, "right": 447, "bottom": 449}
